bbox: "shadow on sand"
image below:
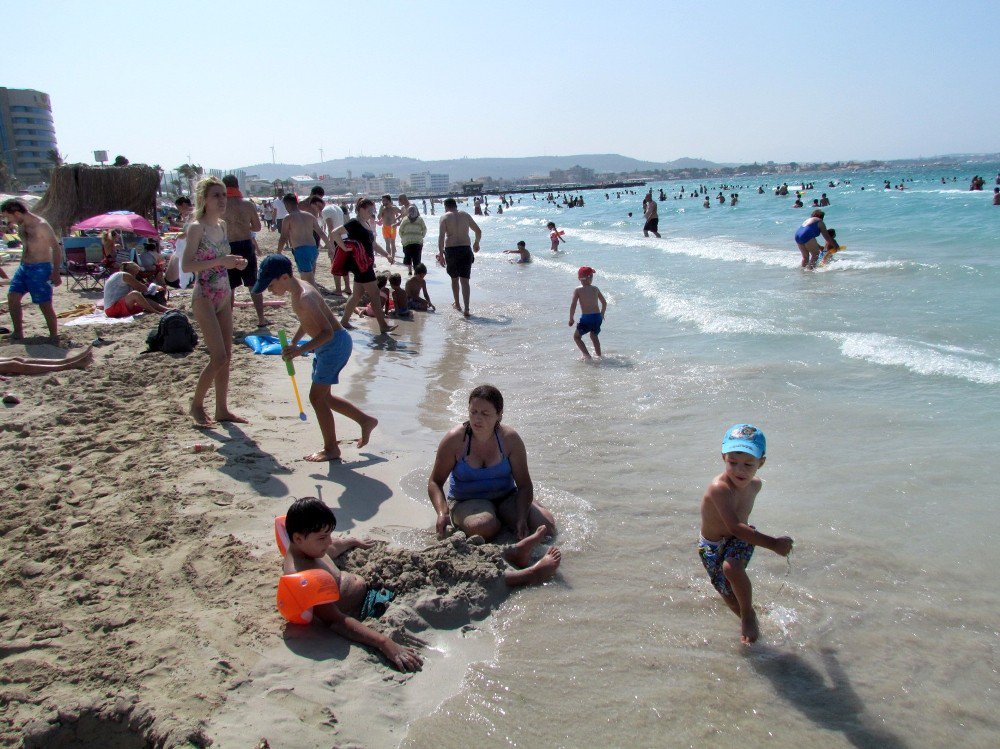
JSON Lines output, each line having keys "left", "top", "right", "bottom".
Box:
{"left": 748, "top": 645, "right": 908, "bottom": 749}
{"left": 308, "top": 453, "right": 392, "bottom": 530}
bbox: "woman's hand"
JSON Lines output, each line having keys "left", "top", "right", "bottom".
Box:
{"left": 436, "top": 512, "right": 451, "bottom": 539}
{"left": 224, "top": 254, "right": 247, "bottom": 270}
{"left": 516, "top": 517, "right": 530, "bottom": 540}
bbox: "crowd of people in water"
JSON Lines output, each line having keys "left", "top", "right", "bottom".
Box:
{"left": 2, "top": 165, "right": 998, "bottom": 662}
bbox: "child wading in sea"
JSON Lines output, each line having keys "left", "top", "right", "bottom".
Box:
{"left": 698, "top": 424, "right": 794, "bottom": 644}
{"left": 254, "top": 254, "right": 377, "bottom": 461}
{"left": 568, "top": 266, "right": 607, "bottom": 359}
{"left": 504, "top": 241, "right": 532, "bottom": 263}
{"left": 547, "top": 222, "right": 565, "bottom": 251}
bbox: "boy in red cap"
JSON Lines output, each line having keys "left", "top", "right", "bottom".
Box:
{"left": 568, "top": 266, "right": 607, "bottom": 359}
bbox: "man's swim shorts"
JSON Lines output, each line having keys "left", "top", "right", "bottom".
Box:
{"left": 312, "top": 329, "right": 352, "bottom": 385}
{"left": 576, "top": 312, "right": 603, "bottom": 336}
{"left": 227, "top": 239, "right": 258, "bottom": 289}
{"left": 292, "top": 245, "right": 320, "bottom": 274}
{"left": 9, "top": 262, "right": 54, "bottom": 304}
{"left": 444, "top": 245, "right": 474, "bottom": 279}
{"left": 643, "top": 218, "right": 659, "bottom": 233}
{"left": 381, "top": 224, "right": 397, "bottom": 240}
{"left": 698, "top": 534, "right": 755, "bottom": 597}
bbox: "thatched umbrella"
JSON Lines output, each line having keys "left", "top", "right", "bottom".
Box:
{"left": 34, "top": 164, "right": 161, "bottom": 235}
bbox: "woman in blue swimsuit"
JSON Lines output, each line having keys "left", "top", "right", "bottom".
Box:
{"left": 794, "top": 209, "right": 838, "bottom": 269}
{"left": 428, "top": 385, "right": 557, "bottom": 542}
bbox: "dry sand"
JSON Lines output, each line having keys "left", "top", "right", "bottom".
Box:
{"left": 1, "top": 231, "right": 544, "bottom": 748}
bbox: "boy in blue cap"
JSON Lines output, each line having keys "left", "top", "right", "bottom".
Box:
{"left": 254, "top": 254, "right": 378, "bottom": 461}
{"left": 698, "top": 424, "right": 793, "bottom": 644}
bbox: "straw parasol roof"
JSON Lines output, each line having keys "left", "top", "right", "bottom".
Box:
{"left": 34, "top": 164, "right": 161, "bottom": 235}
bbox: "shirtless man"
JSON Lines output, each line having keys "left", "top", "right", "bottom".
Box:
{"left": 436, "top": 197, "right": 482, "bottom": 317}
{"left": 277, "top": 193, "right": 329, "bottom": 288}
{"left": 377, "top": 195, "right": 400, "bottom": 262}
{"left": 222, "top": 175, "right": 266, "bottom": 326}
{"left": 1, "top": 199, "right": 61, "bottom": 340}
{"left": 643, "top": 197, "right": 661, "bottom": 238}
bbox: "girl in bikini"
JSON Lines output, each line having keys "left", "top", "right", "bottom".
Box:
{"left": 182, "top": 177, "right": 249, "bottom": 427}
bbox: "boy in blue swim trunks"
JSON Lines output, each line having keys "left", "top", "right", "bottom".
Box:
{"left": 1, "top": 199, "right": 61, "bottom": 340}
{"left": 699, "top": 424, "right": 793, "bottom": 644}
{"left": 568, "top": 266, "right": 607, "bottom": 359}
{"left": 277, "top": 194, "right": 329, "bottom": 289}
{"left": 254, "top": 254, "right": 377, "bottom": 462}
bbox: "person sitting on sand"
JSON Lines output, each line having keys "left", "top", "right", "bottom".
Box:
{"left": 255, "top": 254, "right": 378, "bottom": 462}
{"left": 0, "top": 344, "right": 93, "bottom": 377}
{"left": 404, "top": 263, "right": 435, "bottom": 312}
{"left": 387, "top": 273, "right": 412, "bottom": 319}
{"left": 429, "top": 385, "right": 557, "bottom": 542}
{"left": 504, "top": 241, "right": 532, "bottom": 263}
{"left": 103, "top": 262, "right": 171, "bottom": 318}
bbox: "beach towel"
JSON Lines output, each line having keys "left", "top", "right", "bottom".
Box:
{"left": 63, "top": 311, "right": 142, "bottom": 327}
{"left": 244, "top": 334, "right": 312, "bottom": 355}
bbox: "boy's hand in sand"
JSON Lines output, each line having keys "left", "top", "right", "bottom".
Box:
{"left": 383, "top": 640, "right": 423, "bottom": 672}
{"left": 436, "top": 513, "right": 451, "bottom": 539}
{"left": 772, "top": 536, "right": 794, "bottom": 556}
{"left": 350, "top": 537, "right": 376, "bottom": 551}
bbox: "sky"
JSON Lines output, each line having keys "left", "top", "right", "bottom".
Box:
{"left": 4, "top": 0, "right": 998, "bottom": 173}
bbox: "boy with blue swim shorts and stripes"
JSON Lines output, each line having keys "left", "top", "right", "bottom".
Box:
{"left": 2, "top": 199, "right": 61, "bottom": 340}
{"left": 568, "top": 266, "right": 607, "bottom": 359}
{"left": 254, "top": 254, "right": 378, "bottom": 463}
{"left": 699, "top": 424, "right": 794, "bottom": 644}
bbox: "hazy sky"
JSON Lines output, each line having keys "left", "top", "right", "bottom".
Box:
{"left": 5, "top": 1, "right": 997, "bottom": 172}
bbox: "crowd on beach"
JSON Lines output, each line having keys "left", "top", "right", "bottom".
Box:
{"left": 2, "top": 166, "right": 998, "bottom": 670}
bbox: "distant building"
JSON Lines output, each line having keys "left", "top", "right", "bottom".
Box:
{"left": 549, "top": 165, "right": 594, "bottom": 184}
{"left": 366, "top": 173, "right": 402, "bottom": 195}
{"left": 410, "top": 171, "right": 450, "bottom": 194}
{"left": 0, "top": 87, "right": 59, "bottom": 185}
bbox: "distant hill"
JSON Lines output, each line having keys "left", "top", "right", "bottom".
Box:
{"left": 237, "top": 154, "right": 726, "bottom": 182}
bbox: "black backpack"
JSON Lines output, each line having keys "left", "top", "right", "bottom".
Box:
{"left": 147, "top": 310, "right": 198, "bottom": 354}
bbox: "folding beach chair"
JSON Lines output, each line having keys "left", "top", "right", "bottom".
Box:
{"left": 64, "top": 246, "right": 105, "bottom": 291}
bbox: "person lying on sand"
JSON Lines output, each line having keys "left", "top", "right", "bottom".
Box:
{"left": 255, "top": 254, "right": 377, "bottom": 462}
{"left": 281, "top": 498, "right": 561, "bottom": 672}
{"left": 0, "top": 344, "right": 93, "bottom": 377}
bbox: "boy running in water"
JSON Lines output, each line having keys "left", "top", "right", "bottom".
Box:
{"left": 568, "top": 266, "right": 607, "bottom": 359}
{"left": 699, "top": 424, "right": 794, "bottom": 644}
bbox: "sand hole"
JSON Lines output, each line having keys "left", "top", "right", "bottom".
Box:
{"left": 23, "top": 707, "right": 165, "bottom": 749}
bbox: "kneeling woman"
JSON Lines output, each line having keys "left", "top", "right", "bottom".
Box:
{"left": 429, "top": 385, "right": 557, "bottom": 542}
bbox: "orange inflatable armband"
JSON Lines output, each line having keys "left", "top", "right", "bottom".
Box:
{"left": 276, "top": 569, "right": 340, "bottom": 624}
{"left": 275, "top": 515, "right": 290, "bottom": 557}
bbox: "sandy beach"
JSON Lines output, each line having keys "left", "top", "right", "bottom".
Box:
{"left": 1, "top": 230, "right": 535, "bottom": 748}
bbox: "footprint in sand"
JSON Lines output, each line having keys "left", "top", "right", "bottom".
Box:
{"left": 265, "top": 687, "right": 338, "bottom": 729}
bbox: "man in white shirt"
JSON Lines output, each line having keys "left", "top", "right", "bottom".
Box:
{"left": 272, "top": 194, "right": 289, "bottom": 234}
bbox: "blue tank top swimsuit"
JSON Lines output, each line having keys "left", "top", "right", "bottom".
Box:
{"left": 795, "top": 220, "right": 822, "bottom": 244}
{"left": 448, "top": 429, "right": 517, "bottom": 502}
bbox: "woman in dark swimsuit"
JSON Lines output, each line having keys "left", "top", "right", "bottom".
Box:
{"left": 428, "top": 384, "right": 557, "bottom": 542}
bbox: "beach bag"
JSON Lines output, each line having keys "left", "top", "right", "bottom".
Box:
{"left": 330, "top": 239, "right": 370, "bottom": 276}
{"left": 147, "top": 310, "right": 198, "bottom": 354}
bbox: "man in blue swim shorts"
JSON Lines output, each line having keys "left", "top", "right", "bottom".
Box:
{"left": 568, "top": 266, "right": 608, "bottom": 359}
{"left": 2, "top": 199, "right": 61, "bottom": 339}
{"left": 277, "top": 193, "right": 329, "bottom": 289}
{"left": 254, "top": 254, "right": 377, "bottom": 462}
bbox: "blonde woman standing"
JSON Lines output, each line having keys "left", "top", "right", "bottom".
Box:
{"left": 182, "top": 176, "right": 249, "bottom": 427}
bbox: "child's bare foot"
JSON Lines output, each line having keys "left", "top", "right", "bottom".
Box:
{"left": 740, "top": 610, "right": 760, "bottom": 645}
{"left": 304, "top": 448, "right": 341, "bottom": 462}
{"left": 452, "top": 302, "right": 461, "bottom": 312}
{"left": 342, "top": 321, "right": 355, "bottom": 330}
{"left": 216, "top": 411, "right": 249, "bottom": 424}
{"left": 357, "top": 416, "right": 378, "bottom": 449}
{"left": 256, "top": 318, "right": 271, "bottom": 328}
{"left": 463, "top": 309, "right": 471, "bottom": 318}
{"left": 521, "top": 547, "right": 561, "bottom": 584}
{"left": 190, "top": 405, "right": 216, "bottom": 428}
{"left": 504, "top": 525, "right": 548, "bottom": 568}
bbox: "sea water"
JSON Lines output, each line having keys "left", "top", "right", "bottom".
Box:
{"left": 389, "top": 166, "right": 1000, "bottom": 747}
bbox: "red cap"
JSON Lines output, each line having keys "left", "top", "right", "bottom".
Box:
{"left": 578, "top": 266, "right": 596, "bottom": 279}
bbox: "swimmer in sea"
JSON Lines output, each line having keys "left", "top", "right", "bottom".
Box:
{"left": 504, "top": 241, "right": 532, "bottom": 264}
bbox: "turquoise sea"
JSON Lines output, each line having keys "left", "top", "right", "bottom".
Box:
{"left": 382, "top": 164, "right": 1000, "bottom": 747}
